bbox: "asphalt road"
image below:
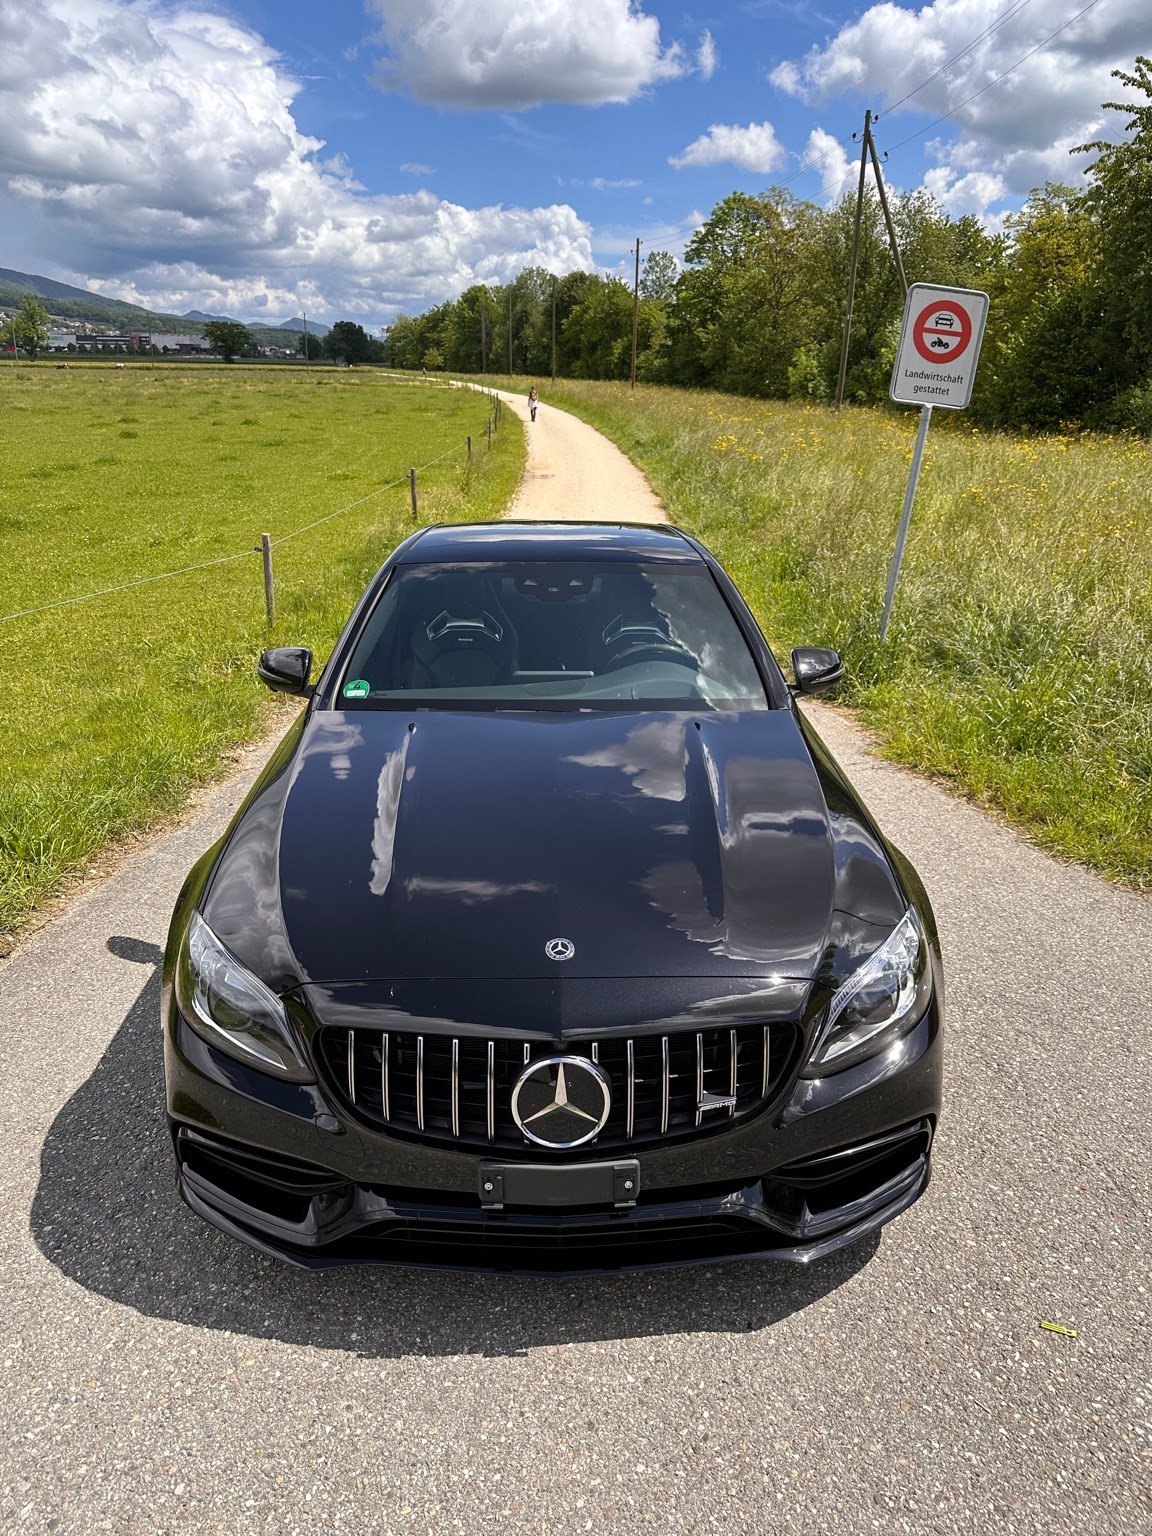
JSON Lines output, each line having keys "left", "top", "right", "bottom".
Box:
{"left": 1, "top": 395, "right": 1149, "bottom": 1535}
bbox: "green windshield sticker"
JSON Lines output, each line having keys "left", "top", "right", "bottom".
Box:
{"left": 342, "top": 679, "right": 371, "bottom": 699}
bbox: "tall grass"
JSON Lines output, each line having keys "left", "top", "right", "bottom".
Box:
{"left": 0, "top": 366, "right": 521, "bottom": 942}
{"left": 535, "top": 380, "right": 1152, "bottom": 888}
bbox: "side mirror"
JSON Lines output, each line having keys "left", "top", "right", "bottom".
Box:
{"left": 257, "top": 646, "right": 314, "bottom": 696}
{"left": 790, "top": 646, "right": 844, "bottom": 695}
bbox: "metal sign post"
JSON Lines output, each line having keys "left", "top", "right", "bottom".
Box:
{"left": 880, "top": 406, "right": 931, "bottom": 642}
{"left": 882, "top": 283, "right": 989, "bottom": 640}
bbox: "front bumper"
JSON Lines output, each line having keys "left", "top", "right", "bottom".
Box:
{"left": 165, "top": 1000, "right": 941, "bottom": 1274}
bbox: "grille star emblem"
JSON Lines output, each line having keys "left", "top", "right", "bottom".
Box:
{"left": 510, "top": 1055, "right": 611, "bottom": 1149}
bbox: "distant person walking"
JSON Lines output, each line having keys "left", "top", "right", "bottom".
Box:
{"left": 528, "top": 385, "right": 539, "bottom": 422}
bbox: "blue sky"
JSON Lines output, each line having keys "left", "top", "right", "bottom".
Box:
{"left": 0, "top": 0, "right": 1142, "bottom": 326}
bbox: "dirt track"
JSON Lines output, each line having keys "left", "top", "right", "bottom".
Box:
{"left": 497, "top": 386, "right": 665, "bottom": 523}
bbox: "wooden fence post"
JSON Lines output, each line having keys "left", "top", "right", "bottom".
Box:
{"left": 487, "top": 417, "right": 492, "bottom": 450}
{"left": 260, "top": 533, "right": 275, "bottom": 627}
{"left": 467, "top": 434, "right": 472, "bottom": 461}
{"left": 409, "top": 467, "right": 418, "bottom": 519}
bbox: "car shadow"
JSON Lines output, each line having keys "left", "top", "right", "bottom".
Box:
{"left": 29, "top": 937, "right": 878, "bottom": 1361}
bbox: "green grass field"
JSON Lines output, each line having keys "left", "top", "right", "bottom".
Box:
{"left": 520, "top": 378, "right": 1152, "bottom": 889}
{"left": 0, "top": 364, "right": 522, "bottom": 943}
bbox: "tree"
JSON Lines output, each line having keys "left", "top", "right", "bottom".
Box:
{"left": 324, "top": 321, "right": 375, "bottom": 365}
{"left": 1, "top": 294, "right": 50, "bottom": 359}
{"left": 1076, "top": 55, "right": 1152, "bottom": 422}
{"left": 976, "top": 184, "right": 1099, "bottom": 430}
{"left": 202, "top": 320, "right": 251, "bottom": 362}
{"left": 666, "top": 190, "right": 824, "bottom": 396}
{"left": 445, "top": 285, "right": 502, "bottom": 372}
{"left": 297, "top": 331, "right": 323, "bottom": 360}
{"left": 640, "top": 250, "right": 678, "bottom": 301}
{"left": 561, "top": 278, "right": 634, "bottom": 379}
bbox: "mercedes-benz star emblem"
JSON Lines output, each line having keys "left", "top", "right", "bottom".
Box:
{"left": 511, "top": 1055, "right": 611, "bottom": 1149}
{"left": 545, "top": 937, "right": 575, "bottom": 962}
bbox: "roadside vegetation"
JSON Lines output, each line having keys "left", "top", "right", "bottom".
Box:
{"left": 0, "top": 366, "right": 521, "bottom": 944}
{"left": 388, "top": 57, "right": 1152, "bottom": 438}
{"left": 528, "top": 379, "right": 1152, "bottom": 888}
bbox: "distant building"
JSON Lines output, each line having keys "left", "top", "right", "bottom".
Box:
{"left": 43, "top": 331, "right": 212, "bottom": 354}
{"left": 128, "top": 332, "right": 211, "bottom": 355}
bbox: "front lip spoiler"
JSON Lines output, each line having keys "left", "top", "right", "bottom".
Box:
{"left": 177, "top": 1157, "right": 930, "bottom": 1276}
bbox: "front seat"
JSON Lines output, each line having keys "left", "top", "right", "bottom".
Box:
{"left": 408, "top": 575, "right": 518, "bottom": 689}
{"left": 586, "top": 573, "right": 684, "bottom": 673}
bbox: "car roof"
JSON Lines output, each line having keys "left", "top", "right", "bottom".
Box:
{"left": 399, "top": 521, "right": 702, "bottom": 564}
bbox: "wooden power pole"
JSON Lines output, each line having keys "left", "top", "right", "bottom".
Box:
{"left": 836, "top": 108, "right": 909, "bottom": 407}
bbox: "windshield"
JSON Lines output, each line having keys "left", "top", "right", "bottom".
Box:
{"left": 334, "top": 561, "right": 769, "bottom": 710}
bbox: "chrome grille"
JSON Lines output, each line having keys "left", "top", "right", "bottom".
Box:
{"left": 318, "top": 1024, "right": 793, "bottom": 1152}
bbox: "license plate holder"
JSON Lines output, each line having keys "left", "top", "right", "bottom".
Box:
{"left": 478, "top": 1159, "right": 639, "bottom": 1210}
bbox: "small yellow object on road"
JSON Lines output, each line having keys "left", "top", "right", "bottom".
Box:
{"left": 1039, "top": 1321, "right": 1078, "bottom": 1338}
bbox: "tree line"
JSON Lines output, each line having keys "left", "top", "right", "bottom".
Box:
{"left": 381, "top": 58, "right": 1152, "bottom": 435}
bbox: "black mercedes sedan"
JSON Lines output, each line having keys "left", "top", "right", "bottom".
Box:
{"left": 163, "top": 521, "right": 942, "bottom": 1273}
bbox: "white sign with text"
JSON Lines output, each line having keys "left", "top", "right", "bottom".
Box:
{"left": 890, "top": 283, "right": 989, "bottom": 410}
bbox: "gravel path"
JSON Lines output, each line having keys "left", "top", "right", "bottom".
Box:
{"left": 499, "top": 386, "right": 664, "bottom": 523}
{"left": 1, "top": 390, "right": 1149, "bottom": 1535}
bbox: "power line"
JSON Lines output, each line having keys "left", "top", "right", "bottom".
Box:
{"left": 778, "top": 134, "right": 859, "bottom": 192}
{"left": 878, "top": 0, "right": 1037, "bottom": 120}
{"left": 786, "top": 0, "right": 1107, "bottom": 205}
{"left": 879, "top": 0, "right": 1108, "bottom": 156}
{"left": 776, "top": 0, "right": 1040, "bottom": 196}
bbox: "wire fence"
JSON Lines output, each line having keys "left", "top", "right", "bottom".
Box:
{"left": 0, "top": 389, "right": 505, "bottom": 626}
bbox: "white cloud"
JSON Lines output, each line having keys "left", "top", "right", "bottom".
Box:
{"left": 803, "top": 128, "right": 852, "bottom": 205}
{"left": 770, "top": 0, "right": 1148, "bottom": 196}
{"left": 557, "top": 176, "right": 642, "bottom": 191}
{"left": 669, "top": 122, "right": 786, "bottom": 174}
{"left": 399, "top": 162, "right": 435, "bottom": 176}
{"left": 0, "top": 0, "right": 594, "bottom": 320}
{"left": 922, "top": 166, "right": 1006, "bottom": 218}
{"left": 696, "top": 30, "right": 718, "bottom": 81}
{"left": 367, "top": 0, "right": 710, "bottom": 109}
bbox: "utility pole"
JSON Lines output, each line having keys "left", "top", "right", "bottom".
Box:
{"left": 866, "top": 131, "right": 907, "bottom": 300}
{"left": 835, "top": 109, "right": 909, "bottom": 405}
{"left": 836, "top": 109, "right": 871, "bottom": 409}
{"left": 480, "top": 304, "right": 488, "bottom": 373}
{"left": 630, "top": 238, "right": 641, "bottom": 391}
{"left": 507, "top": 289, "right": 512, "bottom": 376}
{"left": 550, "top": 276, "right": 557, "bottom": 384}
{"left": 302, "top": 309, "right": 311, "bottom": 370}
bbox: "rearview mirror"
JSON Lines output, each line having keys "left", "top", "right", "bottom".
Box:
{"left": 790, "top": 646, "right": 844, "bottom": 695}
{"left": 257, "top": 646, "right": 314, "bottom": 696}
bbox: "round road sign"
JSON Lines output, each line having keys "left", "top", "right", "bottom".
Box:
{"left": 912, "top": 300, "right": 973, "bottom": 364}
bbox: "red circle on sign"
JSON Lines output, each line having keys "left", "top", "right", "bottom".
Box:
{"left": 912, "top": 301, "right": 972, "bottom": 364}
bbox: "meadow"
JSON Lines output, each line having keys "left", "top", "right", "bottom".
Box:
{"left": 0, "top": 364, "right": 522, "bottom": 942}
{"left": 529, "top": 379, "right": 1152, "bottom": 888}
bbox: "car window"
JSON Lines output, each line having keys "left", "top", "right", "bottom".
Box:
{"left": 333, "top": 561, "right": 769, "bottom": 710}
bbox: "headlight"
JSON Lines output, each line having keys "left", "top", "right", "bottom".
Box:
{"left": 175, "top": 912, "right": 312, "bottom": 1082}
{"left": 805, "top": 908, "right": 932, "bottom": 1075}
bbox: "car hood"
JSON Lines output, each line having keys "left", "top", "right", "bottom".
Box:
{"left": 203, "top": 708, "right": 904, "bottom": 986}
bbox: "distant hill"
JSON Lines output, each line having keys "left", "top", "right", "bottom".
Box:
{"left": 0, "top": 266, "right": 332, "bottom": 342}
{"left": 0, "top": 265, "right": 193, "bottom": 331}
{"left": 276, "top": 316, "right": 331, "bottom": 336}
